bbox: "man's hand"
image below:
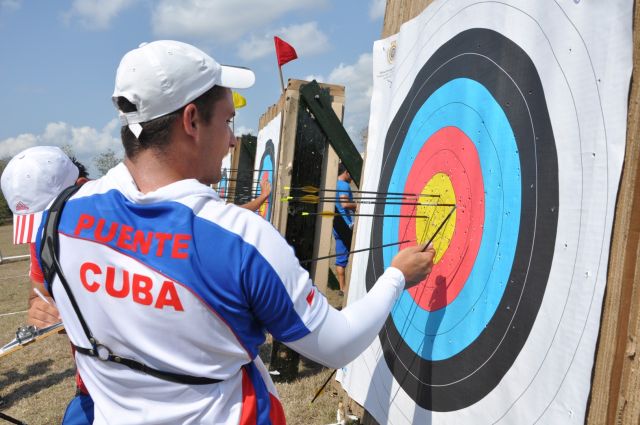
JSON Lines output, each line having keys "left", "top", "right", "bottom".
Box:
{"left": 259, "top": 180, "right": 272, "bottom": 197}
{"left": 390, "top": 244, "right": 436, "bottom": 289}
{"left": 27, "top": 293, "right": 60, "bottom": 329}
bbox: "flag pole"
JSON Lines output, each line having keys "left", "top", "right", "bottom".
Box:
{"left": 278, "top": 65, "right": 285, "bottom": 94}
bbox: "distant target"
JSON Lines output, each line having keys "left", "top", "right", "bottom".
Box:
{"left": 255, "top": 140, "right": 275, "bottom": 220}
{"left": 218, "top": 168, "right": 229, "bottom": 199}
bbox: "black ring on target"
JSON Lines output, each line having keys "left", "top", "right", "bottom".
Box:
{"left": 365, "top": 28, "right": 559, "bottom": 411}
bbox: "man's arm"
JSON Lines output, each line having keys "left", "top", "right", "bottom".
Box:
{"left": 240, "top": 180, "right": 271, "bottom": 212}
{"left": 286, "top": 244, "right": 434, "bottom": 369}
{"left": 28, "top": 281, "right": 59, "bottom": 328}
{"left": 27, "top": 243, "right": 60, "bottom": 328}
{"left": 339, "top": 194, "right": 357, "bottom": 211}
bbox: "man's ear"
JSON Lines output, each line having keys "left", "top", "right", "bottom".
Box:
{"left": 182, "top": 104, "right": 199, "bottom": 138}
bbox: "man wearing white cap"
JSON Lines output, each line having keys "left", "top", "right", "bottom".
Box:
{"left": 1, "top": 146, "right": 79, "bottom": 325}
{"left": 1, "top": 145, "right": 94, "bottom": 424}
{"left": 35, "top": 40, "right": 434, "bottom": 424}
{"left": 2, "top": 146, "right": 79, "bottom": 245}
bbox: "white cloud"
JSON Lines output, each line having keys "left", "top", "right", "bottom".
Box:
{"left": 303, "top": 74, "right": 323, "bottom": 83}
{"left": 309, "top": 53, "right": 373, "bottom": 151}
{"left": 234, "top": 125, "right": 255, "bottom": 137}
{"left": 238, "top": 21, "right": 329, "bottom": 62}
{"left": 64, "top": 0, "right": 135, "bottom": 30}
{"left": 237, "top": 38, "right": 274, "bottom": 64}
{"left": 0, "top": 120, "right": 123, "bottom": 177}
{"left": 152, "top": 0, "right": 323, "bottom": 42}
{"left": 369, "top": 0, "right": 386, "bottom": 20}
{"left": 1, "top": 0, "right": 21, "bottom": 11}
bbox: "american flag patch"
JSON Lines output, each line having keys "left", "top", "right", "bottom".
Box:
{"left": 13, "top": 213, "right": 42, "bottom": 245}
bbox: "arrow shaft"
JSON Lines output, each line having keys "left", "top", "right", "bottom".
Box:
{"left": 300, "top": 239, "right": 412, "bottom": 264}
{"left": 304, "top": 212, "right": 446, "bottom": 219}
{"left": 286, "top": 185, "right": 438, "bottom": 198}
{"left": 421, "top": 206, "right": 457, "bottom": 252}
{"left": 289, "top": 198, "right": 455, "bottom": 207}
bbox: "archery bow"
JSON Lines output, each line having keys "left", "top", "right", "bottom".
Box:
{"left": 0, "top": 322, "right": 65, "bottom": 359}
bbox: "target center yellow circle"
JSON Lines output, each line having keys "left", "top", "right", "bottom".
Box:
{"left": 415, "top": 172, "right": 456, "bottom": 263}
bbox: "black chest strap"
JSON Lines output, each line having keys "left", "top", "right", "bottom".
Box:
{"left": 39, "top": 185, "right": 223, "bottom": 385}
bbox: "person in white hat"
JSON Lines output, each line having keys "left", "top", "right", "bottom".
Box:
{"left": 1, "top": 145, "right": 94, "bottom": 424}
{"left": 35, "top": 40, "right": 434, "bottom": 424}
{"left": 1, "top": 146, "right": 79, "bottom": 246}
{"left": 1, "top": 146, "right": 92, "bottom": 327}
{"left": 1, "top": 146, "right": 82, "bottom": 327}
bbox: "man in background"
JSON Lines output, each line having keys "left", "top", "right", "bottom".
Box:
{"left": 333, "top": 162, "right": 357, "bottom": 296}
{"left": 0, "top": 145, "right": 94, "bottom": 424}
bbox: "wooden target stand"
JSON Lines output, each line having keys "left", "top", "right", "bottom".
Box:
{"left": 259, "top": 79, "right": 353, "bottom": 381}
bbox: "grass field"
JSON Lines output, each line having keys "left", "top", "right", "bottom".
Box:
{"left": 0, "top": 224, "right": 343, "bottom": 424}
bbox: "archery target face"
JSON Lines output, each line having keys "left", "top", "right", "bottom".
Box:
{"left": 367, "top": 27, "right": 558, "bottom": 411}
{"left": 346, "top": 1, "right": 631, "bottom": 423}
{"left": 255, "top": 140, "right": 275, "bottom": 220}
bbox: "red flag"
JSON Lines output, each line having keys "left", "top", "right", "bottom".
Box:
{"left": 274, "top": 36, "right": 298, "bottom": 67}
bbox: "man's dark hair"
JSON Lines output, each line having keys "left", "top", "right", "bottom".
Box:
{"left": 338, "top": 162, "right": 347, "bottom": 175}
{"left": 116, "top": 85, "right": 227, "bottom": 159}
{"left": 69, "top": 157, "right": 89, "bottom": 178}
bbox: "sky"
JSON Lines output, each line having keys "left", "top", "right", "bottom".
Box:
{"left": 0, "top": 0, "right": 386, "bottom": 176}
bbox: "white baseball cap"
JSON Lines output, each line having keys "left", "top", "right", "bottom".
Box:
{"left": 1, "top": 146, "right": 79, "bottom": 244}
{"left": 112, "top": 40, "right": 255, "bottom": 138}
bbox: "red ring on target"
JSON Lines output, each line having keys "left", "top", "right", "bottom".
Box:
{"left": 399, "top": 126, "right": 485, "bottom": 311}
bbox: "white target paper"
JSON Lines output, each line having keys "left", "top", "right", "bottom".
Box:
{"left": 218, "top": 152, "right": 232, "bottom": 199}
{"left": 253, "top": 113, "right": 282, "bottom": 221}
{"left": 338, "top": 1, "right": 632, "bottom": 423}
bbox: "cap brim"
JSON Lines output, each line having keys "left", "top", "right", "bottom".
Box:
{"left": 219, "top": 65, "right": 255, "bottom": 89}
{"left": 13, "top": 212, "right": 43, "bottom": 245}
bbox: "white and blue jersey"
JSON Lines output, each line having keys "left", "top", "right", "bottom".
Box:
{"left": 35, "top": 163, "right": 328, "bottom": 425}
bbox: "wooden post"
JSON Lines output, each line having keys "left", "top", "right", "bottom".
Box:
{"left": 264, "top": 79, "right": 347, "bottom": 381}
{"left": 278, "top": 66, "right": 285, "bottom": 94}
{"left": 587, "top": 2, "right": 640, "bottom": 422}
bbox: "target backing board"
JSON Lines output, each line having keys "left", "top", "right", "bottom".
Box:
{"left": 253, "top": 113, "right": 282, "bottom": 222}
{"left": 337, "top": 1, "right": 633, "bottom": 424}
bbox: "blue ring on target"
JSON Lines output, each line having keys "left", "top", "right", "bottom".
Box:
{"left": 255, "top": 152, "right": 274, "bottom": 220}
{"left": 382, "top": 78, "right": 522, "bottom": 360}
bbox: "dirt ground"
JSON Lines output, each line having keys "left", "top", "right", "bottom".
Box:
{"left": 0, "top": 224, "right": 344, "bottom": 425}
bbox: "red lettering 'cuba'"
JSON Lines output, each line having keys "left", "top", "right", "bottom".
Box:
{"left": 80, "top": 262, "right": 101, "bottom": 292}
{"left": 78, "top": 261, "right": 184, "bottom": 312}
